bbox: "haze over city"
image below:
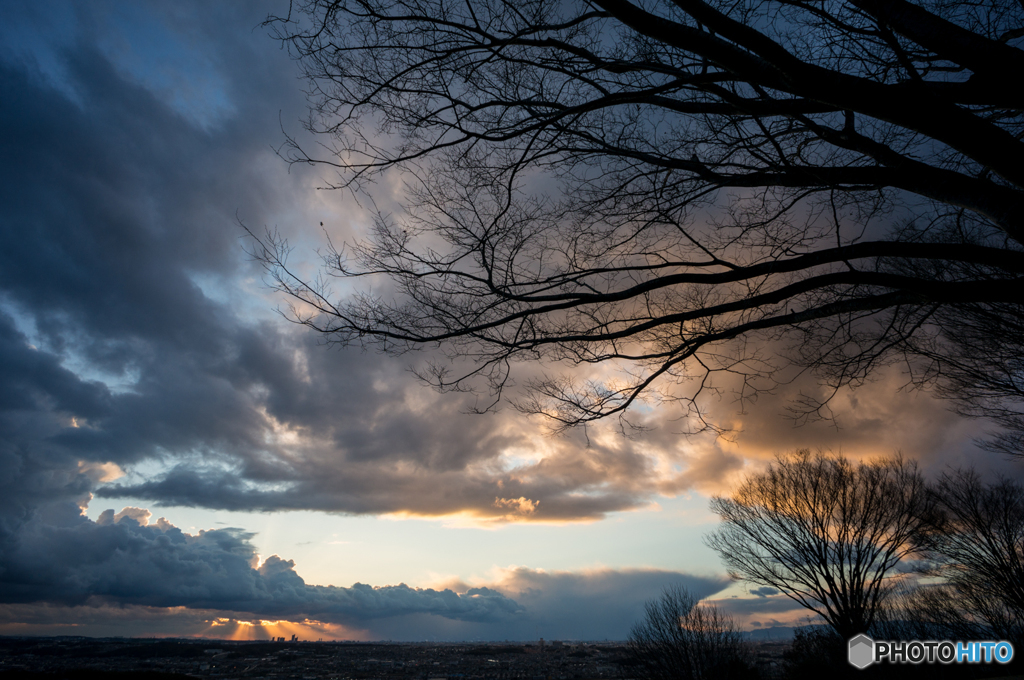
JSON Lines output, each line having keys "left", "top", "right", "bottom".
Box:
{"left": 0, "top": 0, "right": 1017, "bottom": 644}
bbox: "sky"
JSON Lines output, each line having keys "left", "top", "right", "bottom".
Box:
{"left": 0, "top": 0, "right": 1018, "bottom": 642}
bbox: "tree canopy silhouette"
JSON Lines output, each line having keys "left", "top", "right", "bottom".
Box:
{"left": 705, "top": 450, "right": 932, "bottom": 639}
{"left": 259, "top": 0, "right": 1024, "bottom": 434}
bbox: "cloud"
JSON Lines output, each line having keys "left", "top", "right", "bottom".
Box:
{"left": 0, "top": 0, "right": 1003, "bottom": 544}
{"left": 299, "top": 561, "right": 733, "bottom": 643}
{"left": 487, "top": 566, "right": 730, "bottom": 639}
{"left": 494, "top": 497, "right": 540, "bottom": 518}
{"left": 706, "top": 365, "right": 995, "bottom": 471}
{"left": 709, "top": 593, "right": 815, "bottom": 629}
{"left": 1, "top": 506, "right": 522, "bottom": 626}
{"left": 0, "top": 501, "right": 728, "bottom": 639}
{"left": 0, "top": 28, "right": 677, "bottom": 525}
{"left": 0, "top": 0, "right": 675, "bottom": 533}
{"left": 290, "top": 566, "right": 732, "bottom": 641}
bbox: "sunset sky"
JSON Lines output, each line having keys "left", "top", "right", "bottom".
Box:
{"left": 0, "top": 0, "right": 1015, "bottom": 642}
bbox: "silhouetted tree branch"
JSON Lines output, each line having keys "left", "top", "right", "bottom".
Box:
{"left": 257, "top": 0, "right": 1024, "bottom": 435}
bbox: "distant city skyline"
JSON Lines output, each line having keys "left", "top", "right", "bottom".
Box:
{"left": 0, "top": 0, "right": 1012, "bottom": 642}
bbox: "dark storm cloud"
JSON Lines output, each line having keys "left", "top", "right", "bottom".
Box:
{"left": 0, "top": 4, "right": 685, "bottom": 636}
{"left": 0, "top": 0, "right": 664, "bottom": 540}
{"left": 94, "top": 422, "right": 652, "bottom": 520}
{"left": 1, "top": 507, "right": 521, "bottom": 624}
{"left": 0, "top": 562, "right": 730, "bottom": 641}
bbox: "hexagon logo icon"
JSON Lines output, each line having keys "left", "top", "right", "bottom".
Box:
{"left": 848, "top": 634, "right": 874, "bottom": 669}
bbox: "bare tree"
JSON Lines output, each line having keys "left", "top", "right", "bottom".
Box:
{"left": 627, "top": 585, "right": 758, "bottom": 680}
{"left": 914, "top": 469, "right": 1024, "bottom": 643}
{"left": 257, "top": 0, "right": 1024, "bottom": 435}
{"left": 704, "top": 450, "right": 932, "bottom": 639}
